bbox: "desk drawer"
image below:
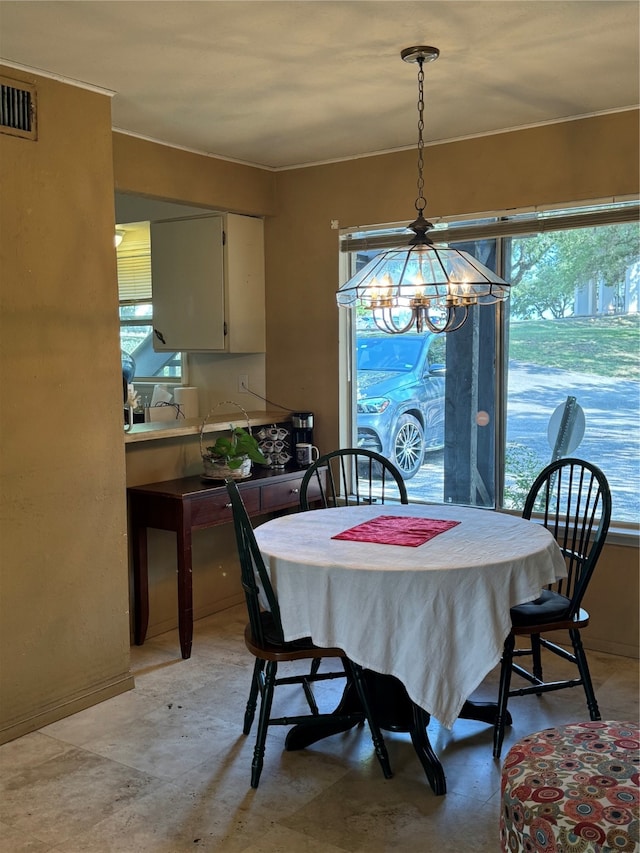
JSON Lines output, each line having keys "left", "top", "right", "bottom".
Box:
{"left": 191, "top": 485, "right": 260, "bottom": 527}
{"left": 261, "top": 477, "right": 305, "bottom": 512}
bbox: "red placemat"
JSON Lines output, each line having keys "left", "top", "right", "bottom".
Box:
{"left": 332, "top": 515, "right": 460, "bottom": 547}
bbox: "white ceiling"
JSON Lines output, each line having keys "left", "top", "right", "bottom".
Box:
{"left": 1, "top": 1, "right": 638, "bottom": 170}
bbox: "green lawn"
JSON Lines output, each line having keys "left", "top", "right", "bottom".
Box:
{"left": 508, "top": 315, "right": 640, "bottom": 380}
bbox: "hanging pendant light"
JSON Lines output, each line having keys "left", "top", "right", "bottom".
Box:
{"left": 336, "top": 46, "right": 510, "bottom": 334}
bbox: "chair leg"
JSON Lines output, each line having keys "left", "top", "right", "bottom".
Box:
{"left": 346, "top": 659, "right": 393, "bottom": 779}
{"left": 494, "top": 633, "right": 515, "bottom": 760}
{"left": 251, "top": 660, "right": 276, "bottom": 788}
{"left": 244, "top": 658, "right": 264, "bottom": 735}
{"left": 531, "top": 633, "right": 543, "bottom": 695}
{"left": 570, "top": 628, "right": 601, "bottom": 721}
{"left": 301, "top": 677, "right": 320, "bottom": 716}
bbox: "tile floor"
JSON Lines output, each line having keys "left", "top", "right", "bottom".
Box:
{"left": 1, "top": 605, "right": 638, "bottom": 853}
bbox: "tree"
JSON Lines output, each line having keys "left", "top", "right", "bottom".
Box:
{"left": 509, "top": 222, "right": 639, "bottom": 319}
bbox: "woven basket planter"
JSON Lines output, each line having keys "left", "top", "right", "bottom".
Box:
{"left": 200, "top": 401, "right": 254, "bottom": 481}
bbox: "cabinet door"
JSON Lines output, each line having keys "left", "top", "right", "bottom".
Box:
{"left": 225, "top": 214, "right": 266, "bottom": 353}
{"left": 151, "top": 216, "right": 225, "bottom": 351}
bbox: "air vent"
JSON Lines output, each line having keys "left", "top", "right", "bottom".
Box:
{"left": 0, "top": 76, "right": 37, "bottom": 140}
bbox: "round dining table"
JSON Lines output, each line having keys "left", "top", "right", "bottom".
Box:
{"left": 254, "top": 502, "right": 567, "bottom": 792}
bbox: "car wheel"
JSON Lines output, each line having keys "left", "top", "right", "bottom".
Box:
{"left": 392, "top": 414, "right": 425, "bottom": 479}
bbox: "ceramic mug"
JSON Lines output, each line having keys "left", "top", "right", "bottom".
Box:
{"left": 296, "top": 443, "right": 319, "bottom": 467}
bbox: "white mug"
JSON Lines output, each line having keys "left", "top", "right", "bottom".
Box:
{"left": 296, "top": 443, "right": 319, "bottom": 467}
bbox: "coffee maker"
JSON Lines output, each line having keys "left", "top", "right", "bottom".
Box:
{"left": 291, "top": 411, "right": 314, "bottom": 448}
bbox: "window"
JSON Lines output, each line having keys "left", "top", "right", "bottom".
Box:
{"left": 116, "top": 220, "right": 182, "bottom": 383}
{"left": 503, "top": 218, "right": 639, "bottom": 524}
{"left": 342, "top": 201, "right": 639, "bottom": 524}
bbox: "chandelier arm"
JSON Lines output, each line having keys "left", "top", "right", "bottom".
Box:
{"left": 374, "top": 309, "right": 398, "bottom": 334}
{"left": 391, "top": 311, "right": 416, "bottom": 334}
{"left": 421, "top": 304, "right": 468, "bottom": 334}
{"left": 373, "top": 307, "right": 415, "bottom": 335}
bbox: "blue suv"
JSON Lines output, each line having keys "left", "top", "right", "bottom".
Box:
{"left": 356, "top": 333, "right": 446, "bottom": 479}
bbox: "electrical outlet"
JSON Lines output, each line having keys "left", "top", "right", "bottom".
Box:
{"left": 238, "top": 374, "right": 249, "bottom": 393}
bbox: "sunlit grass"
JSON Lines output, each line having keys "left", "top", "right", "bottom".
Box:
{"left": 508, "top": 315, "right": 640, "bottom": 380}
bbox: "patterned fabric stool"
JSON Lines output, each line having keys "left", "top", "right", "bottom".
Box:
{"left": 500, "top": 721, "right": 639, "bottom": 852}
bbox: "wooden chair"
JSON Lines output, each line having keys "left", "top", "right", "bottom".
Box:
{"left": 493, "top": 458, "right": 612, "bottom": 758}
{"left": 225, "top": 478, "right": 393, "bottom": 788}
{"left": 299, "top": 448, "right": 408, "bottom": 511}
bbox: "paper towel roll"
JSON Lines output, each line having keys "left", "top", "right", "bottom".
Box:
{"left": 173, "top": 386, "right": 199, "bottom": 420}
{"left": 150, "top": 384, "right": 172, "bottom": 407}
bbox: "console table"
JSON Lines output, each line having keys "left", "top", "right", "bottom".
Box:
{"left": 128, "top": 467, "right": 323, "bottom": 659}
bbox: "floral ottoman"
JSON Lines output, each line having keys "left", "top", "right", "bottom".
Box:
{"left": 500, "top": 721, "right": 639, "bottom": 852}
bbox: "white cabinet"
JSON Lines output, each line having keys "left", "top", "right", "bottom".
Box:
{"left": 151, "top": 213, "right": 265, "bottom": 353}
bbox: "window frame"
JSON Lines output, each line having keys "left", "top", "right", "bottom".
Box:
{"left": 340, "top": 198, "right": 640, "bottom": 532}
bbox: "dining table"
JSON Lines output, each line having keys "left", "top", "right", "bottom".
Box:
{"left": 253, "top": 502, "right": 568, "bottom": 793}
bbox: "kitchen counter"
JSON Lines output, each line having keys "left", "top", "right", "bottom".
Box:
{"left": 123, "top": 409, "right": 289, "bottom": 444}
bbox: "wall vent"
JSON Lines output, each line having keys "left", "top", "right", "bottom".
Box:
{"left": 0, "top": 76, "right": 37, "bottom": 140}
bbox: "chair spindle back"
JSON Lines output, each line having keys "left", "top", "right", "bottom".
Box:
{"left": 225, "top": 478, "right": 285, "bottom": 645}
{"left": 522, "top": 458, "right": 612, "bottom": 616}
{"left": 300, "top": 448, "right": 408, "bottom": 511}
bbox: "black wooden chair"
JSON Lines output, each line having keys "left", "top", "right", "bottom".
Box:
{"left": 299, "top": 448, "right": 408, "bottom": 511}
{"left": 493, "top": 458, "right": 612, "bottom": 759}
{"left": 225, "top": 478, "right": 393, "bottom": 788}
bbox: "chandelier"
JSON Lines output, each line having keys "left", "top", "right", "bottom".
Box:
{"left": 336, "top": 46, "right": 510, "bottom": 334}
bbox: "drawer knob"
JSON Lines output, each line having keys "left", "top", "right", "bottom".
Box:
{"left": 225, "top": 502, "right": 232, "bottom": 508}
{"left": 290, "top": 488, "right": 299, "bottom": 494}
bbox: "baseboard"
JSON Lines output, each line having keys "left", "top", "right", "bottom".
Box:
{"left": 583, "top": 636, "right": 639, "bottom": 659}
{"left": 0, "top": 672, "right": 135, "bottom": 746}
{"left": 193, "top": 592, "right": 244, "bottom": 622}
{"left": 142, "top": 592, "right": 244, "bottom": 641}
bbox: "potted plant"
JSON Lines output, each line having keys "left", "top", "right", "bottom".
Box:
{"left": 203, "top": 425, "right": 268, "bottom": 480}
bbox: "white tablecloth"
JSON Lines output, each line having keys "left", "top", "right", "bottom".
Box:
{"left": 254, "top": 504, "right": 567, "bottom": 729}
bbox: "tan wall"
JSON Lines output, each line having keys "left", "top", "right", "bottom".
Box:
{"left": 265, "top": 110, "right": 640, "bottom": 657}
{"left": 113, "top": 132, "right": 276, "bottom": 217}
{"left": 1, "top": 72, "right": 637, "bottom": 746}
{"left": 0, "top": 74, "right": 278, "bottom": 742}
{"left": 265, "top": 111, "right": 640, "bottom": 455}
{"left": 0, "top": 69, "right": 133, "bottom": 742}
{"left": 583, "top": 543, "right": 639, "bottom": 658}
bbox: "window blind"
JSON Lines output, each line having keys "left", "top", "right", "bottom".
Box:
{"left": 116, "top": 225, "right": 152, "bottom": 302}
{"left": 340, "top": 201, "right": 640, "bottom": 254}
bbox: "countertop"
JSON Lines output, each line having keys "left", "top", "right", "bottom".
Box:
{"left": 123, "top": 409, "right": 290, "bottom": 444}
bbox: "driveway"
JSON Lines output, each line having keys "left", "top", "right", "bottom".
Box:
{"left": 404, "top": 363, "right": 639, "bottom": 522}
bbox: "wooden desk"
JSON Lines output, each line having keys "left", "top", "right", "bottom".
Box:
{"left": 128, "top": 467, "right": 323, "bottom": 659}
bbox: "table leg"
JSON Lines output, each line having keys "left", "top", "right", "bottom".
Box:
{"left": 176, "top": 520, "right": 193, "bottom": 660}
{"left": 284, "top": 682, "right": 362, "bottom": 749}
{"left": 285, "top": 669, "right": 447, "bottom": 796}
{"left": 363, "top": 671, "right": 445, "bottom": 796}
{"left": 410, "top": 703, "right": 446, "bottom": 795}
{"left": 458, "top": 701, "right": 512, "bottom": 727}
{"left": 131, "top": 518, "right": 149, "bottom": 647}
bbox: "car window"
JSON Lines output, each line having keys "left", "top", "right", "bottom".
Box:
{"left": 357, "top": 337, "right": 422, "bottom": 371}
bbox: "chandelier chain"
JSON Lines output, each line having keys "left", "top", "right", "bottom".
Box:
{"left": 415, "top": 58, "right": 426, "bottom": 214}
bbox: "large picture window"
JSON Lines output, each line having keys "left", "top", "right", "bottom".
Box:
{"left": 342, "top": 201, "right": 639, "bottom": 525}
